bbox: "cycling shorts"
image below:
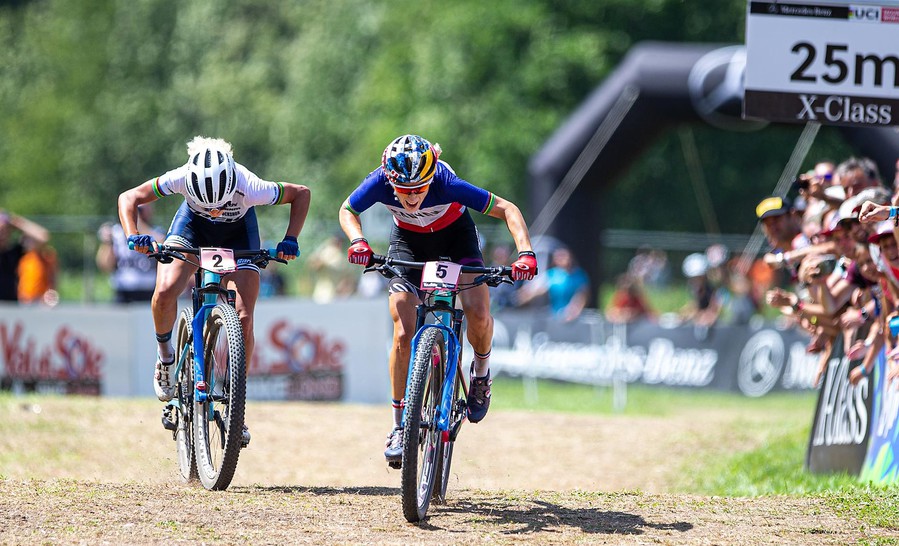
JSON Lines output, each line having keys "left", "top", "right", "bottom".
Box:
{"left": 165, "top": 201, "right": 262, "bottom": 273}
{"left": 387, "top": 210, "right": 484, "bottom": 294}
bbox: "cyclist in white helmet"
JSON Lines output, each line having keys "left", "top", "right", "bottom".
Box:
{"left": 118, "top": 135, "right": 311, "bottom": 446}
{"left": 339, "top": 134, "right": 537, "bottom": 466}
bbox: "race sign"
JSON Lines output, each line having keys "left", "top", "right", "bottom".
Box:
{"left": 420, "top": 261, "right": 461, "bottom": 291}
{"left": 199, "top": 247, "right": 237, "bottom": 274}
{"left": 744, "top": 1, "right": 899, "bottom": 127}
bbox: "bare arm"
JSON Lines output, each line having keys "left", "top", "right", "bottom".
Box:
{"left": 117, "top": 180, "right": 160, "bottom": 239}
{"left": 487, "top": 196, "right": 533, "bottom": 254}
{"left": 279, "top": 183, "right": 311, "bottom": 241}
{"left": 8, "top": 213, "right": 49, "bottom": 246}
{"left": 338, "top": 199, "right": 365, "bottom": 242}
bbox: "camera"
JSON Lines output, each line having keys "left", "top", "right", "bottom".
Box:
{"left": 815, "top": 254, "right": 838, "bottom": 277}
{"left": 793, "top": 175, "right": 810, "bottom": 191}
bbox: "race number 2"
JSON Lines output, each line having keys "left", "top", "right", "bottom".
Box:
{"left": 200, "top": 247, "right": 237, "bottom": 274}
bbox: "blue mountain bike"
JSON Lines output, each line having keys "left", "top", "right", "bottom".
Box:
{"left": 367, "top": 254, "right": 514, "bottom": 522}
{"left": 150, "top": 244, "right": 287, "bottom": 491}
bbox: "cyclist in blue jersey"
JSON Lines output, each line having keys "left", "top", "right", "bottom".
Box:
{"left": 118, "top": 136, "right": 311, "bottom": 445}
{"left": 338, "top": 134, "right": 537, "bottom": 466}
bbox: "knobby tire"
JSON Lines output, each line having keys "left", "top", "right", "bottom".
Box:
{"left": 174, "top": 307, "right": 198, "bottom": 483}
{"left": 401, "top": 328, "right": 445, "bottom": 523}
{"left": 194, "top": 303, "right": 246, "bottom": 491}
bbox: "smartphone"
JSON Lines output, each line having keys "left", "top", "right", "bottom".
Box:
{"left": 816, "top": 254, "right": 838, "bottom": 276}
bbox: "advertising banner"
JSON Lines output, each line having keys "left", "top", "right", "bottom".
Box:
{"left": 860, "top": 349, "right": 899, "bottom": 483}
{"left": 489, "top": 312, "right": 819, "bottom": 396}
{"left": 744, "top": 0, "right": 899, "bottom": 127}
{"left": 0, "top": 299, "right": 391, "bottom": 404}
{"left": 806, "top": 336, "right": 873, "bottom": 475}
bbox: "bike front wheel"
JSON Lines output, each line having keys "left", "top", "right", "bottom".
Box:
{"left": 194, "top": 303, "right": 246, "bottom": 491}
{"left": 401, "top": 327, "right": 445, "bottom": 523}
{"left": 174, "top": 307, "right": 198, "bottom": 483}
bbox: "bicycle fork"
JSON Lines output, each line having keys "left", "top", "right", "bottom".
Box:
{"left": 402, "top": 306, "right": 467, "bottom": 440}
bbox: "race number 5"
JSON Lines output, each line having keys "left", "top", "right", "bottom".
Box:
{"left": 421, "top": 261, "right": 462, "bottom": 291}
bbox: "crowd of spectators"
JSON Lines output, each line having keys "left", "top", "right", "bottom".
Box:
{"left": 760, "top": 156, "right": 897, "bottom": 386}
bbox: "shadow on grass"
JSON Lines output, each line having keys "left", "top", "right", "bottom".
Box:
{"left": 237, "top": 485, "right": 399, "bottom": 497}
{"left": 425, "top": 499, "right": 693, "bottom": 535}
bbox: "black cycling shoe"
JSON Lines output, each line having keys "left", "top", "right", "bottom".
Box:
{"left": 241, "top": 424, "right": 251, "bottom": 448}
{"left": 161, "top": 404, "right": 177, "bottom": 431}
{"left": 466, "top": 364, "right": 492, "bottom": 424}
{"left": 384, "top": 427, "right": 403, "bottom": 469}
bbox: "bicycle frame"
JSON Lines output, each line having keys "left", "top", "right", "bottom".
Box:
{"left": 189, "top": 269, "right": 235, "bottom": 405}
{"left": 402, "top": 289, "right": 466, "bottom": 434}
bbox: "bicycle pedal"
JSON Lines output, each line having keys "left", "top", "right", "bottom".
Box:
{"left": 161, "top": 405, "right": 177, "bottom": 432}
{"left": 388, "top": 460, "right": 402, "bottom": 470}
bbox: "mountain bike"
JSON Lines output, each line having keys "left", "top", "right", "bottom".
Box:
{"left": 367, "top": 254, "right": 514, "bottom": 522}
{"left": 150, "top": 244, "right": 287, "bottom": 491}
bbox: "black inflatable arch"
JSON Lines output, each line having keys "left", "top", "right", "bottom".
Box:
{"left": 529, "top": 41, "right": 899, "bottom": 304}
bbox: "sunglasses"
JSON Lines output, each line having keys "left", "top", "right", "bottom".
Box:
{"left": 393, "top": 184, "right": 429, "bottom": 195}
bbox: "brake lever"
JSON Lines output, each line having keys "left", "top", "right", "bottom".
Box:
{"left": 148, "top": 251, "right": 174, "bottom": 264}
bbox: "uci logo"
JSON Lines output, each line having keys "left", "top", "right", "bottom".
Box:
{"left": 849, "top": 5, "right": 880, "bottom": 21}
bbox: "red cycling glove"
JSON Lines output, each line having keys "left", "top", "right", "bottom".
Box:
{"left": 347, "top": 238, "right": 373, "bottom": 266}
{"left": 511, "top": 251, "right": 538, "bottom": 281}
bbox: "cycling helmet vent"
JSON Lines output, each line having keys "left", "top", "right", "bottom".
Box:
{"left": 381, "top": 134, "right": 441, "bottom": 186}
{"left": 184, "top": 137, "right": 237, "bottom": 209}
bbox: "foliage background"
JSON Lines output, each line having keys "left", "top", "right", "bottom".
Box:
{"left": 0, "top": 0, "right": 856, "bottom": 280}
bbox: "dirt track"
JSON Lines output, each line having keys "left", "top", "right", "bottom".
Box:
{"left": 0, "top": 397, "right": 892, "bottom": 544}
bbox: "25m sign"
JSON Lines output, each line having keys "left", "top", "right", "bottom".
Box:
{"left": 744, "top": 1, "right": 899, "bottom": 127}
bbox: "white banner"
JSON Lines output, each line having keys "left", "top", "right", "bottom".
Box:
{"left": 744, "top": 1, "right": 899, "bottom": 126}
{"left": 0, "top": 298, "right": 391, "bottom": 403}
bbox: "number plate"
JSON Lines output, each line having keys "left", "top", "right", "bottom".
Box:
{"left": 420, "top": 261, "right": 461, "bottom": 291}
{"left": 199, "top": 247, "right": 237, "bottom": 274}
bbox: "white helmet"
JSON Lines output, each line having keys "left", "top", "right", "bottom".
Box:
{"left": 185, "top": 141, "right": 236, "bottom": 209}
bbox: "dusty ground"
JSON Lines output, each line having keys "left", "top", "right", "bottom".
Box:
{"left": 0, "top": 397, "right": 893, "bottom": 544}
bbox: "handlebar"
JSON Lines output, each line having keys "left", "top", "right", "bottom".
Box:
{"left": 148, "top": 244, "right": 289, "bottom": 268}
{"left": 366, "top": 254, "right": 515, "bottom": 288}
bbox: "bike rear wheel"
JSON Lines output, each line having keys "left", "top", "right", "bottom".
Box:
{"left": 194, "top": 303, "right": 246, "bottom": 491}
{"left": 401, "top": 327, "right": 445, "bottom": 523}
{"left": 174, "top": 307, "right": 198, "bottom": 483}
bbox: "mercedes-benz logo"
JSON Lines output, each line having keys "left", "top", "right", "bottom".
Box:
{"left": 738, "top": 330, "right": 785, "bottom": 397}
{"left": 688, "top": 45, "right": 769, "bottom": 132}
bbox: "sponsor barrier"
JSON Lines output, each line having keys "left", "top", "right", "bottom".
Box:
{"left": 489, "top": 312, "right": 820, "bottom": 397}
{"left": 860, "top": 349, "right": 899, "bottom": 484}
{"left": 806, "top": 336, "right": 872, "bottom": 475}
{"left": 0, "top": 299, "right": 391, "bottom": 404}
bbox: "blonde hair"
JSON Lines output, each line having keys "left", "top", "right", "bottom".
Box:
{"left": 186, "top": 136, "right": 233, "bottom": 157}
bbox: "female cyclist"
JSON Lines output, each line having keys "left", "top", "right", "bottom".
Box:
{"left": 338, "top": 134, "right": 536, "bottom": 466}
{"left": 118, "top": 136, "right": 311, "bottom": 445}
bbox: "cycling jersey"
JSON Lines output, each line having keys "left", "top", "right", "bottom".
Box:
{"left": 153, "top": 163, "right": 286, "bottom": 222}
{"left": 346, "top": 161, "right": 496, "bottom": 232}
